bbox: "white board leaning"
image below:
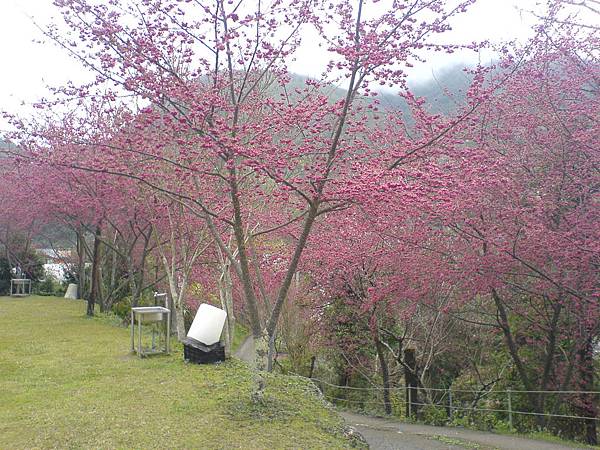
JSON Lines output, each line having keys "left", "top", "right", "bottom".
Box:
{"left": 187, "top": 303, "right": 227, "bottom": 346}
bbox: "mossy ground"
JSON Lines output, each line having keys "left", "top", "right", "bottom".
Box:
{"left": 0, "top": 296, "right": 361, "bottom": 449}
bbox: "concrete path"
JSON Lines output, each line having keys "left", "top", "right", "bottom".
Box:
{"left": 341, "top": 412, "right": 580, "bottom": 450}
{"left": 234, "top": 335, "right": 254, "bottom": 365}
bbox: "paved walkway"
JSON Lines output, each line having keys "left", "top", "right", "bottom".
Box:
{"left": 341, "top": 412, "right": 579, "bottom": 450}
{"left": 234, "top": 335, "right": 254, "bottom": 365}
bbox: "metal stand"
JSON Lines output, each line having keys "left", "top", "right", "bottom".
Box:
{"left": 152, "top": 292, "right": 168, "bottom": 349}
{"left": 10, "top": 279, "right": 32, "bottom": 297}
{"left": 130, "top": 307, "right": 171, "bottom": 357}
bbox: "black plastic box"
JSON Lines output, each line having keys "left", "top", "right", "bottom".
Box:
{"left": 182, "top": 337, "right": 225, "bottom": 364}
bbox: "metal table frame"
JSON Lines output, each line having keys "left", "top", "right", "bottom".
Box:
{"left": 10, "top": 279, "right": 32, "bottom": 297}
{"left": 130, "top": 306, "right": 171, "bottom": 357}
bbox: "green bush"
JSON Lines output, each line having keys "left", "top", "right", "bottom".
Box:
{"left": 421, "top": 404, "right": 448, "bottom": 426}
{"left": 34, "top": 275, "right": 65, "bottom": 297}
{"left": 111, "top": 293, "right": 162, "bottom": 321}
{"left": 450, "top": 410, "right": 505, "bottom": 432}
{"left": 450, "top": 414, "right": 471, "bottom": 428}
{"left": 493, "top": 419, "right": 514, "bottom": 433}
{"left": 389, "top": 390, "right": 405, "bottom": 418}
{"left": 112, "top": 296, "right": 133, "bottom": 319}
{"left": 35, "top": 278, "right": 57, "bottom": 296}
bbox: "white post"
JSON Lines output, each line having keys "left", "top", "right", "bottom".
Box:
{"left": 508, "top": 389, "right": 513, "bottom": 429}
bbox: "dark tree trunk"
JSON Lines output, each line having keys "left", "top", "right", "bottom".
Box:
{"left": 98, "top": 263, "right": 106, "bottom": 312}
{"left": 338, "top": 367, "right": 350, "bottom": 400}
{"left": 404, "top": 347, "right": 419, "bottom": 419}
{"left": 578, "top": 337, "right": 598, "bottom": 445}
{"left": 375, "top": 337, "right": 392, "bottom": 415}
{"left": 88, "top": 225, "right": 102, "bottom": 316}
{"left": 228, "top": 169, "right": 263, "bottom": 339}
{"left": 534, "top": 299, "right": 563, "bottom": 428}
{"left": 308, "top": 355, "right": 316, "bottom": 379}
{"left": 102, "top": 229, "right": 119, "bottom": 312}
{"left": 492, "top": 289, "right": 544, "bottom": 423}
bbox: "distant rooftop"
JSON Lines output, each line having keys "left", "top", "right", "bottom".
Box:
{"left": 0, "top": 138, "right": 18, "bottom": 157}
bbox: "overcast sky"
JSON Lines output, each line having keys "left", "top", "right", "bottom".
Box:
{"left": 0, "top": 0, "right": 542, "bottom": 132}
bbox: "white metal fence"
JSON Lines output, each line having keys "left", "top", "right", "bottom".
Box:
{"left": 309, "top": 378, "right": 600, "bottom": 426}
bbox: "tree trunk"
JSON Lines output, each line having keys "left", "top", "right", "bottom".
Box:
{"left": 128, "top": 256, "right": 139, "bottom": 308}
{"left": 338, "top": 367, "right": 350, "bottom": 400}
{"left": 166, "top": 289, "right": 177, "bottom": 335}
{"left": 578, "top": 337, "right": 598, "bottom": 445}
{"left": 266, "top": 206, "right": 318, "bottom": 340}
{"left": 228, "top": 169, "right": 263, "bottom": 340}
{"left": 491, "top": 289, "right": 542, "bottom": 422}
{"left": 266, "top": 332, "right": 276, "bottom": 372}
{"left": 534, "top": 300, "right": 563, "bottom": 427}
{"left": 174, "top": 306, "right": 186, "bottom": 341}
{"left": 98, "top": 262, "right": 106, "bottom": 312}
{"left": 88, "top": 225, "right": 102, "bottom": 316}
{"left": 133, "top": 231, "right": 151, "bottom": 307}
{"left": 161, "top": 252, "right": 186, "bottom": 340}
{"left": 103, "top": 228, "right": 119, "bottom": 312}
{"left": 76, "top": 227, "right": 86, "bottom": 299}
{"left": 218, "top": 261, "right": 235, "bottom": 358}
{"left": 249, "top": 236, "right": 271, "bottom": 320}
{"left": 375, "top": 337, "right": 392, "bottom": 415}
{"left": 308, "top": 355, "right": 316, "bottom": 379}
{"left": 404, "top": 347, "right": 419, "bottom": 419}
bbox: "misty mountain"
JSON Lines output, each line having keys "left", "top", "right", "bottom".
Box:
{"left": 381, "top": 64, "right": 473, "bottom": 115}
{"left": 288, "top": 63, "right": 473, "bottom": 117}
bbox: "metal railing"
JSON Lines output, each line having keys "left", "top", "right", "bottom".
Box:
{"left": 309, "top": 378, "right": 600, "bottom": 426}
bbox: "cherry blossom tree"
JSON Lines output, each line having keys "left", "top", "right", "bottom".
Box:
{"left": 443, "top": 30, "right": 599, "bottom": 440}
{"left": 14, "top": 0, "right": 480, "bottom": 369}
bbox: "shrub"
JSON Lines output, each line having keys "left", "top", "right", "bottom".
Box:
{"left": 112, "top": 296, "right": 132, "bottom": 319}
{"left": 35, "top": 277, "right": 58, "bottom": 296}
{"left": 421, "top": 404, "right": 448, "bottom": 426}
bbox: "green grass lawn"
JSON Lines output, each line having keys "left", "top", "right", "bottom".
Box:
{"left": 0, "top": 296, "right": 361, "bottom": 449}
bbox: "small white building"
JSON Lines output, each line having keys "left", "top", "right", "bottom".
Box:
{"left": 39, "top": 248, "right": 73, "bottom": 282}
{"left": 43, "top": 263, "right": 66, "bottom": 282}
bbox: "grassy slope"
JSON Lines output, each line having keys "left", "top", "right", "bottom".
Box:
{"left": 0, "top": 296, "right": 360, "bottom": 449}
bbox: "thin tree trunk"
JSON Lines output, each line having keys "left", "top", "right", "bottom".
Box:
{"left": 140, "top": 230, "right": 152, "bottom": 296}
{"left": 375, "top": 337, "right": 392, "bottom": 415}
{"left": 218, "top": 259, "right": 235, "bottom": 358}
{"left": 88, "top": 225, "right": 102, "bottom": 316}
{"left": 264, "top": 204, "right": 318, "bottom": 366}
{"left": 308, "top": 355, "right": 316, "bottom": 379}
{"left": 128, "top": 256, "right": 138, "bottom": 308}
{"left": 491, "top": 289, "right": 540, "bottom": 415}
{"left": 404, "top": 348, "right": 419, "bottom": 419}
{"left": 105, "top": 228, "right": 119, "bottom": 311}
{"left": 535, "top": 301, "right": 562, "bottom": 427}
{"left": 249, "top": 236, "right": 271, "bottom": 319}
{"left": 578, "top": 337, "right": 598, "bottom": 445}
{"left": 77, "top": 227, "right": 85, "bottom": 299}
{"left": 165, "top": 272, "right": 184, "bottom": 339}
{"left": 4, "top": 225, "right": 12, "bottom": 269}
{"left": 228, "top": 169, "right": 262, "bottom": 339}
{"left": 98, "top": 261, "right": 105, "bottom": 312}
{"left": 174, "top": 306, "right": 186, "bottom": 341}
{"left": 159, "top": 243, "right": 187, "bottom": 340}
